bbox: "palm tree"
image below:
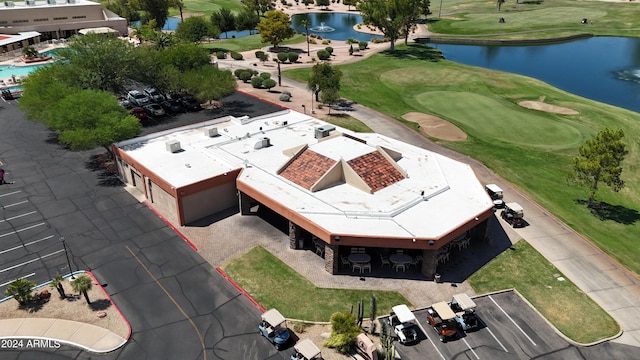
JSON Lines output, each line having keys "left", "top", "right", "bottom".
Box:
{"left": 70, "top": 274, "right": 93, "bottom": 304}
{"left": 22, "top": 46, "right": 39, "bottom": 59}
{"left": 5, "top": 278, "right": 36, "bottom": 305}
{"left": 300, "top": 19, "right": 310, "bottom": 56}
{"left": 50, "top": 275, "right": 66, "bottom": 299}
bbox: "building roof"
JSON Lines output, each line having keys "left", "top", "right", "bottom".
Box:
{"left": 0, "top": 31, "right": 40, "bottom": 47}
{"left": 0, "top": 0, "right": 97, "bottom": 10}
{"left": 115, "top": 110, "right": 493, "bottom": 240}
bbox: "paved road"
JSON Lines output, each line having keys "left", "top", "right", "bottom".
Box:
{"left": 0, "top": 93, "right": 292, "bottom": 359}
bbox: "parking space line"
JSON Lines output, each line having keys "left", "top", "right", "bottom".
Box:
{"left": 485, "top": 326, "right": 509, "bottom": 353}
{"left": 0, "top": 273, "right": 36, "bottom": 287}
{"left": 0, "top": 222, "right": 46, "bottom": 238}
{"left": 0, "top": 249, "right": 64, "bottom": 273}
{"left": 462, "top": 337, "right": 480, "bottom": 359}
{"left": 414, "top": 321, "right": 446, "bottom": 360}
{"left": 489, "top": 295, "right": 537, "bottom": 346}
{"left": 0, "top": 190, "right": 21, "bottom": 198}
{"left": 0, "top": 234, "right": 55, "bottom": 255}
{"left": 0, "top": 211, "right": 37, "bottom": 223}
{"left": 2, "top": 200, "right": 28, "bottom": 208}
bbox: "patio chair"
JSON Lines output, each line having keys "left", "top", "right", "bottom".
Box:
{"left": 408, "top": 257, "right": 420, "bottom": 269}
{"left": 362, "top": 263, "right": 372, "bottom": 273}
{"left": 315, "top": 244, "right": 324, "bottom": 257}
{"left": 394, "top": 263, "right": 406, "bottom": 272}
{"left": 380, "top": 255, "right": 391, "bottom": 268}
{"left": 341, "top": 256, "right": 351, "bottom": 268}
{"left": 352, "top": 263, "right": 363, "bottom": 273}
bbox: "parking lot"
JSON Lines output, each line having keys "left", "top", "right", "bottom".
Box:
{"left": 396, "top": 291, "right": 585, "bottom": 360}
{"left": 0, "top": 188, "right": 68, "bottom": 294}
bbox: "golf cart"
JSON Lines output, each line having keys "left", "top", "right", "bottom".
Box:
{"left": 426, "top": 302, "right": 459, "bottom": 342}
{"left": 501, "top": 202, "right": 525, "bottom": 228}
{"left": 449, "top": 293, "right": 480, "bottom": 332}
{"left": 290, "top": 339, "right": 322, "bottom": 360}
{"left": 485, "top": 184, "right": 505, "bottom": 208}
{"left": 390, "top": 304, "right": 419, "bottom": 345}
{"left": 259, "top": 308, "right": 291, "bottom": 350}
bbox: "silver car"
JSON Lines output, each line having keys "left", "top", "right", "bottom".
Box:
{"left": 143, "top": 103, "right": 165, "bottom": 117}
{"left": 127, "top": 90, "right": 151, "bottom": 106}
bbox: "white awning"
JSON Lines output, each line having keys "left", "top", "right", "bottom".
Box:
{"left": 392, "top": 304, "right": 416, "bottom": 323}
{"left": 78, "top": 27, "right": 118, "bottom": 35}
{"left": 485, "top": 183, "right": 503, "bottom": 194}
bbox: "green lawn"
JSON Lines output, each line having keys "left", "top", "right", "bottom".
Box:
{"left": 283, "top": 44, "right": 640, "bottom": 277}
{"left": 202, "top": 34, "right": 307, "bottom": 53}
{"left": 469, "top": 240, "right": 620, "bottom": 343}
{"left": 221, "top": 246, "right": 409, "bottom": 322}
{"left": 324, "top": 114, "right": 373, "bottom": 133}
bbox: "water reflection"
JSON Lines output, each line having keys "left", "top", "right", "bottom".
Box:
{"left": 291, "top": 13, "right": 377, "bottom": 42}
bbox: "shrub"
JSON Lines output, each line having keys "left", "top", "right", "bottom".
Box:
{"left": 239, "top": 70, "right": 253, "bottom": 83}
{"left": 234, "top": 69, "right": 245, "bottom": 78}
{"left": 359, "top": 41, "right": 368, "bottom": 50}
{"left": 282, "top": 90, "right": 292, "bottom": 97}
{"left": 316, "top": 35, "right": 323, "bottom": 40}
{"left": 260, "top": 72, "right": 271, "bottom": 79}
{"left": 255, "top": 50, "right": 265, "bottom": 59}
{"left": 277, "top": 52, "right": 289, "bottom": 62}
{"left": 309, "top": 39, "right": 318, "bottom": 44}
{"left": 230, "top": 51, "right": 243, "bottom": 60}
{"left": 262, "top": 78, "right": 277, "bottom": 91}
{"left": 216, "top": 51, "right": 227, "bottom": 59}
{"left": 322, "top": 39, "right": 330, "bottom": 45}
{"left": 279, "top": 93, "right": 291, "bottom": 102}
{"left": 325, "top": 312, "right": 360, "bottom": 354}
{"left": 5, "top": 278, "right": 36, "bottom": 305}
{"left": 346, "top": 38, "right": 358, "bottom": 44}
{"left": 258, "top": 52, "right": 270, "bottom": 62}
{"left": 325, "top": 46, "right": 333, "bottom": 55}
{"left": 317, "top": 49, "right": 330, "bottom": 60}
{"left": 287, "top": 52, "right": 299, "bottom": 63}
{"left": 251, "top": 76, "right": 263, "bottom": 88}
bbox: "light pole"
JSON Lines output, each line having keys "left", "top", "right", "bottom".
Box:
{"left": 439, "top": 0, "right": 443, "bottom": 18}
{"left": 60, "top": 237, "right": 75, "bottom": 279}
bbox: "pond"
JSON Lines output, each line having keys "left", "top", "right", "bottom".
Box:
{"left": 426, "top": 37, "right": 640, "bottom": 114}
{"left": 291, "top": 13, "right": 382, "bottom": 42}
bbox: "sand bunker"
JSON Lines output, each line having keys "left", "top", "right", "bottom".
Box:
{"left": 402, "top": 112, "right": 467, "bottom": 141}
{"left": 518, "top": 101, "right": 579, "bottom": 115}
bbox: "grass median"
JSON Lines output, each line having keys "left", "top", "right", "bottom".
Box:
{"left": 469, "top": 240, "right": 619, "bottom": 343}
{"left": 222, "top": 246, "right": 409, "bottom": 322}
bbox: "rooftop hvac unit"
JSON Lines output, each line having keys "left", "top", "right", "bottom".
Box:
{"left": 66, "top": 0, "right": 75, "bottom": 3}
{"left": 4, "top": 1, "right": 15, "bottom": 6}
{"left": 165, "top": 140, "right": 181, "bottom": 153}
{"left": 203, "top": 127, "right": 218, "bottom": 137}
{"left": 314, "top": 125, "right": 336, "bottom": 139}
{"left": 254, "top": 137, "right": 271, "bottom": 149}
{"left": 47, "top": 0, "right": 56, "bottom": 4}
{"left": 25, "top": 0, "right": 35, "bottom": 5}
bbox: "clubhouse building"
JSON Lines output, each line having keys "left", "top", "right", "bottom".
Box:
{"left": 112, "top": 110, "right": 494, "bottom": 279}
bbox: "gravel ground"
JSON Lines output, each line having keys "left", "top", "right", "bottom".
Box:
{"left": 0, "top": 276, "right": 129, "bottom": 339}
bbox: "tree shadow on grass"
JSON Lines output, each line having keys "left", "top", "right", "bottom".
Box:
{"left": 575, "top": 199, "right": 640, "bottom": 225}
{"left": 381, "top": 43, "right": 445, "bottom": 62}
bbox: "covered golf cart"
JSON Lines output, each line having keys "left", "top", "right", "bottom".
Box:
{"left": 449, "top": 293, "right": 480, "bottom": 332}
{"left": 501, "top": 202, "right": 525, "bottom": 228}
{"left": 427, "top": 302, "right": 459, "bottom": 342}
{"left": 290, "top": 339, "right": 322, "bottom": 360}
{"left": 259, "top": 308, "right": 291, "bottom": 350}
{"left": 485, "top": 184, "right": 505, "bottom": 208}
{"left": 390, "top": 304, "right": 419, "bottom": 344}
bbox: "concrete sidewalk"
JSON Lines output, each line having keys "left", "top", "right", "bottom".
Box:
{"left": 0, "top": 318, "right": 126, "bottom": 353}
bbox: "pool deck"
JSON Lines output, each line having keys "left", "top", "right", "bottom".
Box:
{"left": 0, "top": 43, "right": 64, "bottom": 88}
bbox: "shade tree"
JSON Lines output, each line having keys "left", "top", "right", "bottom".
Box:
{"left": 257, "top": 10, "right": 296, "bottom": 48}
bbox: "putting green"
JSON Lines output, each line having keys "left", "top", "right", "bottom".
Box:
{"left": 456, "top": 8, "right": 608, "bottom": 31}
{"left": 413, "top": 91, "right": 587, "bottom": 149}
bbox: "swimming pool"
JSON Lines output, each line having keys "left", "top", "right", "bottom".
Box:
{"left": 0, "top": 63, "right": 50, "bottom": 78}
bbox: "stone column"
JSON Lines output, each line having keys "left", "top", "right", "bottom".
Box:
{"left": 421, "top": 249, "right": 438, "bottom": 279}
{"left": 324, "top": 244, "right": 338, "bottom": 275}
{"left": 471, "top": 218, "right": 489, "bottom": 244}
{"left": 239, "top": 192, "right": 253, "bottom": 215}
{"left": 289, "top": 221, "right": 301, "bottom": 249}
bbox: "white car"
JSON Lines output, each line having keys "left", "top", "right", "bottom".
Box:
{"left": 143, "top": 103, "right": 165, "bottom": 116}
{"left": 127, "top": 90, "right": 151, "bottom": 106}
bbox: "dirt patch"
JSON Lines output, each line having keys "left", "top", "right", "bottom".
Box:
{"left": 292, "top": 320, "right": 381, "bottom": 360}
{"left": 518, "top": 101, "right": 579, "bottom": 115}
{"left": 402, "top": 112, "right": 467, "bottom": 141}
{"left": 0, "top": 276, "right": 129, "bottom": 339}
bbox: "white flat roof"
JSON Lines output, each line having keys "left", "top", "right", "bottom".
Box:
{"left": 116, "top": 110, "right": 493, "bottom": 239}
{"left": 452, "top": 293, "right": 476, "bottom": 310}
{"left": 294, "top": 338, "right": 321, "bottom": 358}
{"left": 261, "top": 308, "right": 285, "bottom": 325}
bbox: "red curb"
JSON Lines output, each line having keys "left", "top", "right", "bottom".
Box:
{"left": 238, "top": 89, "right": 291, "bottom": 110}
{"left": 142, "top": 200, "right": 199, "bottom": 251}
{"left": 85, "top": 271, "right": 132, "bottom": 340}
{"left": 215, "top": 267, "right": 265, "bottom": 313}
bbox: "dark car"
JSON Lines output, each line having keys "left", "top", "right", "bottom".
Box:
{"left": 130, "top": 107, "right": 148, "bottom": 121}
{"left": 180, "top": 95, "right": 202, "bottom": 111}
{"left": 144, "top": 87, "right": 165, "bottom": 103}
{"left": 143, "top": 103, "right": 166, "bottom": 117}
{"left": 161, "top": 99, "right": 184, "bottom": 114}
{"left": 118, "top": 97, "right": 133, "bottom": 109}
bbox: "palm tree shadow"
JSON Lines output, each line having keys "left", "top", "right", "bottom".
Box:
{"left": 382, "top": 43, "right": 445, "bottom": 62}
{"left": 89, "top": 299, "right": 112, "bottom": 311}
{"left": 575, "top": 199, "right": 640, "bottom": 225}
